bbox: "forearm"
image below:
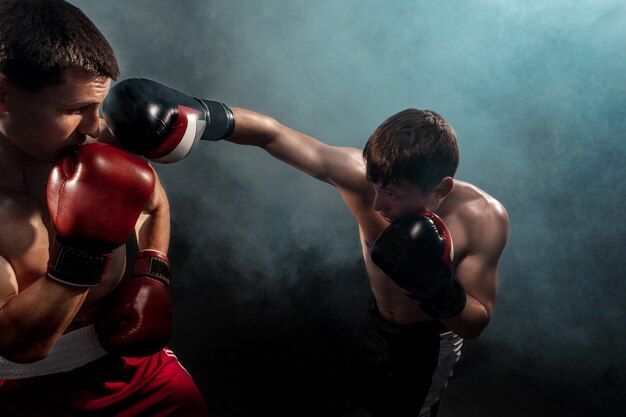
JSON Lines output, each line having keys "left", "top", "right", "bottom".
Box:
{"left": 98, "top": 178, "right": 173, "bottom": 357}
{"left": 440, "top": 294, "right": 490, "bottom": 339}
{"left": 0, "top": 277, "right": 88, "bottom": 362}
{"left": 135, "top": 176, "right": 170, "bottom": 254}
{"left": 227, "top": 108, "right": 280, "bottom": 148}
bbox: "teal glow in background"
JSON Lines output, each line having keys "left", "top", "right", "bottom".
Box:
{"left": 74, "top": 1, "right": 625, "bottom": 415}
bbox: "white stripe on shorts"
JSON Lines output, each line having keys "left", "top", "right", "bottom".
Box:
{"left": 418, "top": 331, "right": 463, "bottom": 417}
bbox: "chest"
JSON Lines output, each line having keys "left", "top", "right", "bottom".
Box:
{"left": 359, "top": 211, "right": 472, "bottom": 268}
{"left": 0, "top": 194, "right": 52, "bottom": 286}
{"left": 0, "top": 193, "right": 126, "bottom": 295}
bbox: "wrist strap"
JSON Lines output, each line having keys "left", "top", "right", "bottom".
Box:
{"left": 132, "top": 249, "right": 170, "bottom": 286}
{"left": 198, "top": 100, "right": 235, "bottom": 141}
{"left": 47, "top": 238, "right": 111, "bottom": 287}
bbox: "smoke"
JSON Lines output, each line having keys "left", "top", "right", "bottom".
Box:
{"left": 72, "top": 0, "right": 625, "bottom": 410}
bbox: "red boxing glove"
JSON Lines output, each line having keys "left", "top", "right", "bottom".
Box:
{"left": 47, "top": 143, "right": 155, "bottom": 286}
{"left": 95, "top": 249, "right": 172, "bottom": 357}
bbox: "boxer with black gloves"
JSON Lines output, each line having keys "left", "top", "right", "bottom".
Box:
{"left": 0, "top": 1, "right": 208, "bottom": 416}
{"left": 100, "top": 76, "right": 510, "bottom": 415}
{"left": 221, "top": 108, "right": 509, "bottom": 417}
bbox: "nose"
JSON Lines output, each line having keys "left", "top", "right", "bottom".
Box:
{"left": 373, "top": 191, "right": 386, "bottom": 212}
{"left": 79, "top": 106, "right": 101, "bottom": 138}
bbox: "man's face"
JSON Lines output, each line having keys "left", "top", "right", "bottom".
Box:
{"left": 0, "top": 67, "right": 111, "bottom": 161}
{"left": 371, "top": 179, "right": 435, "bottom": 224}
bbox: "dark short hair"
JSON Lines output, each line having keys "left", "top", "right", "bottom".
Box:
{"left": 363, "top": 109, "right": 459, "bottom": 193}
{"left": 0, "top": 0, "right": 119, "bottom": 92}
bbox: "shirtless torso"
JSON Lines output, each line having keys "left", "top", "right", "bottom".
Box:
{"left": 228, "top": 108, "right": 509, "bottom": 338}
{"left": 0, "top": 151, "right": 126, "bottom": 334}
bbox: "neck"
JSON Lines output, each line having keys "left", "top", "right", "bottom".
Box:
{"left": 431, "top": 180, "right": 455, "bottom": 215}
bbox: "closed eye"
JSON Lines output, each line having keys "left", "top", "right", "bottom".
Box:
{"left": 65, "top": 102, "right": 99, "bottom": 115}
{"left": 66, "top": 106, "right": 86, "bottom": 115}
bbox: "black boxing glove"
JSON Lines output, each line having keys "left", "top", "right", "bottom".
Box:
{"left": 102, "top": 78, "right": 234, "bottom": 163}
{"left": 370, "top": 211, "right": 466, "bottom": 319}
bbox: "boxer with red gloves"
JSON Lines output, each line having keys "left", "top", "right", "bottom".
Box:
{"left": 0, "top": 1, "right": 208, "bottom": 416}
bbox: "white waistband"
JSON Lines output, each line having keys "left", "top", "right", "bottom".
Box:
{"left": 0, "top": 324, "right": 108, "bottom": 380}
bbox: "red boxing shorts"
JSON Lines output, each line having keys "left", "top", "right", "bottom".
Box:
{"left": 0, "top": 326, "right": 209, "bottom": 416}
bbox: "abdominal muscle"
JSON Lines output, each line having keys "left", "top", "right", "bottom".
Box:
{"left": 360, "top": 233, "right": 433, "bottom": 325}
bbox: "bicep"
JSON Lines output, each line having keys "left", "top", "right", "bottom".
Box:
{"left": 266, "top": 124, "right": 365, "bottom": 188}
{"left": 135, "top": 168, "right": 170, "bottom": 252}
{"left": 455, "top": 211, "right": 509, "bottom": 315}
{"left": 141, "top": 167, "right": 169, "bottom": 216}
{"left": 231, "top": 109, "right": 366, "bottom": 188}
{"left": 455, "top": 253, "right": 499, "bottom": 315}
{"left": 269, "top": 135, "right": 375, "bottom": 215}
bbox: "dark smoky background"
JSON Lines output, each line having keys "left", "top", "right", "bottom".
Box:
{"left": 74, "top": 1, "right": 625, "bottom": 416}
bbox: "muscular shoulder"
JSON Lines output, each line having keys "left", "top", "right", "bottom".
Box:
{"left": 446, "top": 181, "right": 509, "bottom": 256}
{"left": 458, "top": 182, "right": 507, "bottom": 225}
{"left": 326, "top": 147, "right": 379, "bottom": 222}
{"left": 325, "top": 146, "right": 367, "bottom": 188}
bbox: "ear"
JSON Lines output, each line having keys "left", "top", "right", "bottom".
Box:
{"left": 0, "top": 73, "right": 8, "bottom": 112}
{"left": 433, "top": 176, "right": 454, "bottom": 199}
